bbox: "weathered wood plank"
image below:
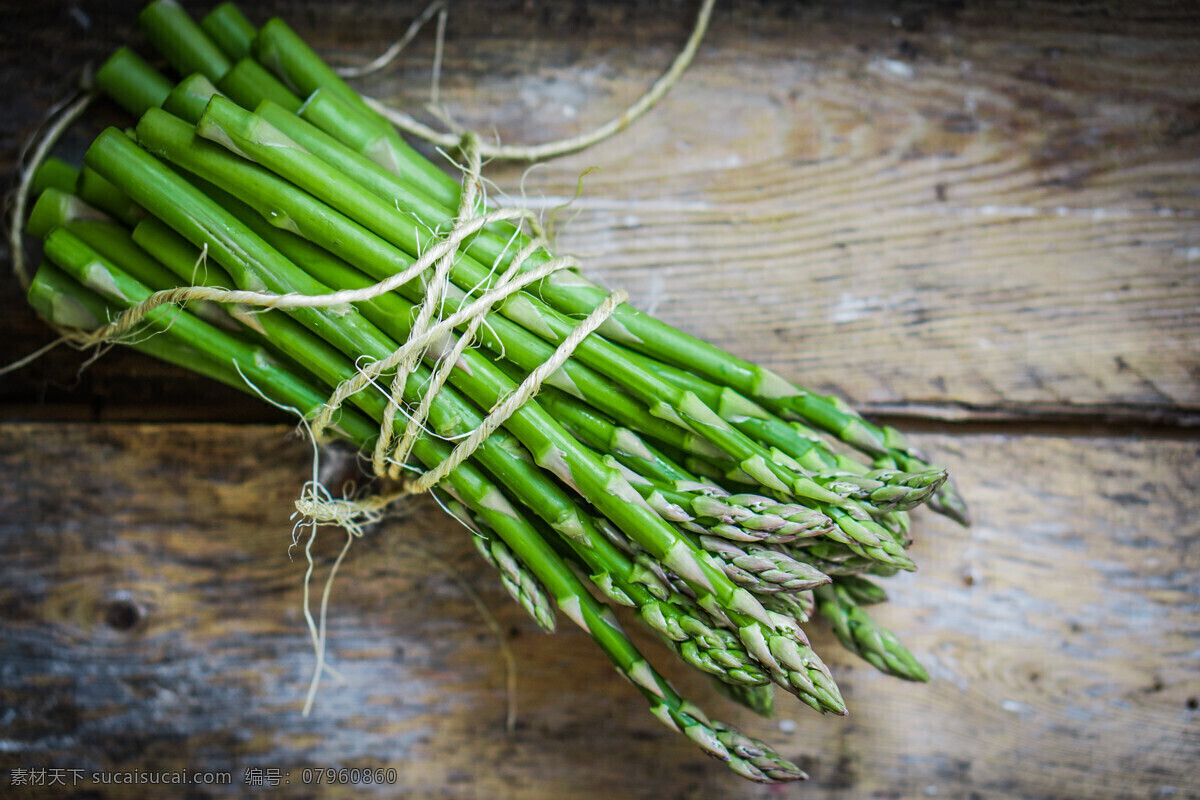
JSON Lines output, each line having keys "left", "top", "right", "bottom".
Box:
{"left": 1, "top": 423, "right": 1196, "bottom": 798}
{"left": 431, "top": 3, "right": 1200, "bottom": 417}
{"left": 2, "top": 1, "right": 1198, "bottom": 423}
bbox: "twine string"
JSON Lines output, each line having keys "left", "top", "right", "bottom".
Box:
{"left": 333, "top": 0, "right": 448, "bottom": 80}
{"left": 89, "top": 131, "right": 618, "bottom": 533}
{"left": 15, "top": 129, "right": 620, "bottom": 534}
{"left": 362, "top": 0, "right": 716, "bottom": 162}
{"left": 7, "top": 89, "right": 95, "bottom": 292}
{"left": 3, "top": 2, "right": 708, "bottom": 726}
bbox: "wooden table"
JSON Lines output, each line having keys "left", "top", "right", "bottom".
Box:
{"left": 2, "top": 2, "right": 1197, "bottom": 797}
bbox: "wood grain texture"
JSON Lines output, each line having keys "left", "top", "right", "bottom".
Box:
{"left": 0, "top": 3, "right": 1197, "bottom": 798}
{"left": 0, "top": 424, "right": 1196, "bottom": 798}
{"left": 1, "top": 0, "right": 1198, "bottom": 423}
{"left": 426, "top": 2, "right": 1200, "bottom": 419}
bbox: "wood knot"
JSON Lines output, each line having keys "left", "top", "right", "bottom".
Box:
{"left": 102, "top": 592, "right": 144, "bottom": 632}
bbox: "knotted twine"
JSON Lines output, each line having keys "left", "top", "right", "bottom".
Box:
{"left": 8, "top": 0, "right": 715, "bottom": 524}
{"left": 6, "top": 0, "right": 713, "bottom": 720}
{"left": 293, "top": 132, "right": 628, "bottom": 531}
{"left": 31, "top": 130, "right": 624, "bottom": 532}
{"left": 16, "top": 128, "right": 624, "bottom": 720}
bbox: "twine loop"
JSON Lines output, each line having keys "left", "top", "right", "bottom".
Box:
{"left": 283, "top": 131, "right": 625, "bottom": 526}
{"left": 12, "top": 127, "right": 622, "bottom": 531}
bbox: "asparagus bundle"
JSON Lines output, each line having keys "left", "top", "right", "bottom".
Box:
{"left": 19, "top": 1, "right": 967, "bottom": 783}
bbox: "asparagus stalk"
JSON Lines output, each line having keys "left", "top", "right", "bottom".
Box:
{"left": 31, "top": 222, "right": 808, "bottom": 782}
{"left": 814, "top": 584, "right": 929, "bottom": 683}
{"left": 234, "top": 14, "right": 969, "bottom": 524}
{"left": 713, "top": 680, "right": 775, "bottom": 718}
{"left": 440, "top": 496, "right": 557, "bottom": 633}
{"left": 76, "top": 166, "right": 146, "bottom": 226}
{"left": 39, "top": 228, "right": 378, "bottom": 447}
{"left": 93, "top": 44, "right": 932, "bottom": 558}
{"left": 189, "top": 96, "right": 861, "bottom": 509}
{"left": 217, "top": 217, "right": 823, "bottom": 700}
{"left": 27, "top": 189, "right": 240, "bottom": 336}
{"left": 579, "top": 513, "right": 845, "bottom": 715}
{"left": 27, "top": 262, "right": 279, "bottom": 404}
{"left": 836, "top": 575, "right": 890, "bottom": 606}
{"left": 37, "top": 225, "right": 811, "bottom": 782}
{"left": 535, "top": 394, "right": 835, "bottom": 544}
{"left": 131, "top": 172, "right": 815, "bottom": 686}
{"left": 90, "top": 122, "right": 858, "bottom": 716}
{"left": 218, "top": 57, "right": 303, "bottom": 112}
{"left": 95, "top": 47, "right": 174, "bottom": 118}
{"left": 204, "top": 9, "right": 939, "bottom": 500}
{"left": 189, "top": 98, "right": 925, "bottom": 570}
{"left": 163, "top": 74, "right": 226, "bottom": 125}
{"left": 698, "top": 537, "right": 832, "bottom": 594}
{"left": 254, "top": 17, "right": 451, "bottom": 194}
{"left": 31, "top": 157, "right": 81, "bottom": 195}
{"left": 96, "top": 44, "right": 178, "bottom": 119}
{"left": 19, "top": 4, "right": 968, "bottom": 780}
{"left": 139, "top": 0, "right": 233, "bottom": 83}
{"left": 253, "top": 16, "right": 369, "bottom": 114}
{"left": 761, "top": 591, "right": 815, "bottom": 625}
{"left": 201, "top": 2, "right": 257, "bottom": 60}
